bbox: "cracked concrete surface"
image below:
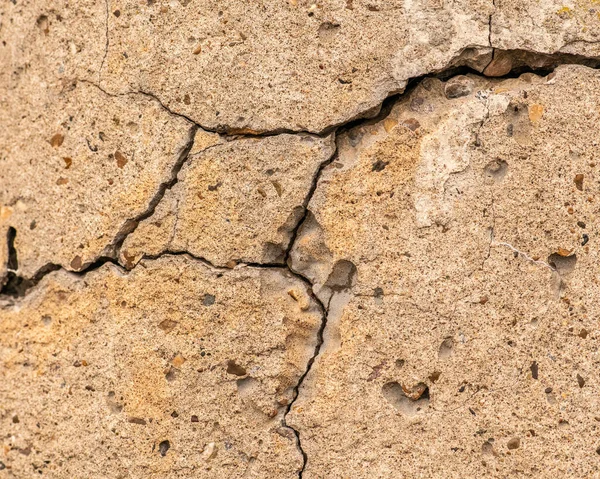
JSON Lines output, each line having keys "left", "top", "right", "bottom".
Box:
{"left": 287, "top": 65, "right": 600, "bottom": 478}
{"left": 0, "top": 79, "right": 196, "bottom": 280}
{"left": 2, "top": 1, "right": 600, "bottom": 478}
{"left": 120, "top": 132, "right": 335, "bottom": 268}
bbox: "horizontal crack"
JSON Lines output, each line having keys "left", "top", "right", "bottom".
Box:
{"left": 2, "top": 251, "right": 289, "bottom": 302}
{"left": 92, "top": 48, "right": 600, "bottom": 136}
{"left": 5, "top": 47, "right": 600, "bottom": 298}
{"left": 81, "top": 79, "right": 329, "bottom": 139}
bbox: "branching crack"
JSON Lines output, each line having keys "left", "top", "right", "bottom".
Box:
{"left": 277, "top": 170, "right": 335, "bottom": 476}
{"left": 4, "top": 47, "right": 600, "bottom": 474}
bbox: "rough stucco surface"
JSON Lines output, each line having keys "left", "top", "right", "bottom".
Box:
{"left": 2, "top": 1, "right": 600, "bottom": 478}
{"left": 288, "top": 65, "right": 600, "bottom": 477}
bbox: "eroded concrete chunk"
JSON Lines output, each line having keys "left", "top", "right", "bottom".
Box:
{"left": 0, "top": 80, "right": 195, "bottom": 279}
{"left": 288, "top": 65, "right": 600, "bottom": 477}
{"left": 121, "top": 133, "right": 335, "bottom": 267}
{"left": 0, "top": 255, "right": 322, "bottom": 477}
{"left": 99, "top": 0, "right": 494, "bottom": 133}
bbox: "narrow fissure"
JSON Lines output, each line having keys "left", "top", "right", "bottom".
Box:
{"left": 282, "top": 287, "right": 327, "bottom": 478}
{"left": 488, "top": 0, "right": 495, "bottom": 48}
{"left": 98, "top": 0, "right": 109, "bottom": 81}
{"left": 283, "top": 149, "right": 338, "bottom": 265}
{"left": 105, "top": 124, "right": 198, "bottom": 261}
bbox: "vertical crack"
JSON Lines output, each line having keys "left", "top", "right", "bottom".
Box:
{"left": 281, "top": 273, "right": 328, "bottom": 478}
{"left": 6, "top": 227, "right": 17, "bottom": 273}
{"left": 2, "top": 227, "right": 22, "bottom": 295}
{"left": 99, "top": 0, "right": 110, "bottom": 81}
{"left": 280, "top": 139, "right": 338, "bottom": 477}
{"left": 283, "top": 145, "right": 338, "bottom": 265}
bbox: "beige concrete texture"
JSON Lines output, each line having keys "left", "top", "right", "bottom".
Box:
{"left": 2, "top": 0, "right": 600, "bottom": 477}
{"left": 0, "top": 256, "right": 321, "bottom": 477}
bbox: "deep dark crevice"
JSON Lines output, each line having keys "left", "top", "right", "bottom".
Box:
{"left": 1, "top": 255, "right": 120, "bottom": 298}
{"left": 486, "top": 48, "right": 600, "bottom": 77}
{"left": 6, "top": 227, "right": 17, "bottom": 272}
{"left": 133, "top": 49, "right": 600, "bottom": 138}
{"left": 1, "top": 227, "right": 32, "bottom": 297}
{"left": 2, "top": 226, "right": 61, "bottom": 297}
{"left": 2, "top": 263, "right": 61, "bottom": 298}
{"left": 133, "top": 47, "right": 600, "bottom": 139}
{"left": 2, "top": 227, "right": 42, "bottom": 297}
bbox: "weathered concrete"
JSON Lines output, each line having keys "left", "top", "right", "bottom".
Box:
{"left": 2, "top": 1, "right": 600, "bottom": 477}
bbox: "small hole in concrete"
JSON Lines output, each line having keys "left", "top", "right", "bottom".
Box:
{"left": 159, "top": 440, "right": 170, "bottom": 457}
{"left": 438, "top": 337, "right": 454, "bottom": 360}
{"left": 226, "top": 360, "right": 247, "bottom": 376}
{"left": 548, "top": 253, "right": 577, "bottom": 275}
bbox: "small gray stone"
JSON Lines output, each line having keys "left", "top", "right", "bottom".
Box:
{"left": 444, "top": 75, "right": 475, "bottom": 99}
